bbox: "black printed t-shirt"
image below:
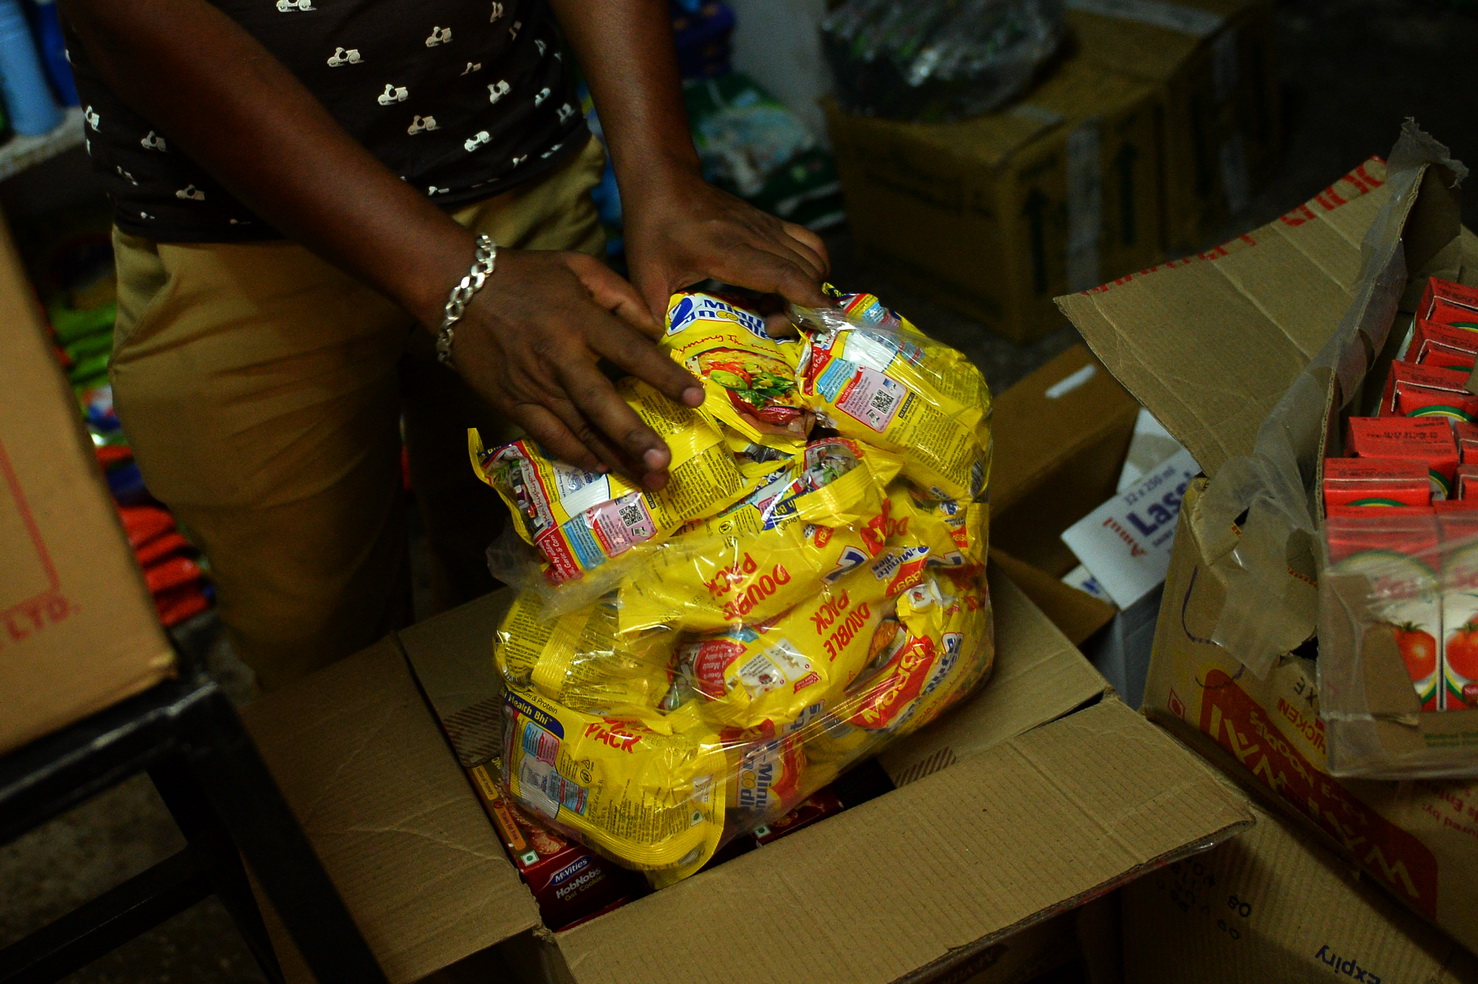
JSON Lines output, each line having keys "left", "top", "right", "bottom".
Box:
{"left": 65, "top": 0, "right": 588, "bottom": 242}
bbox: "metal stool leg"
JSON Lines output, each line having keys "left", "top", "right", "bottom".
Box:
{"left": 173, "top": 689, "right": 388, "bottom": 984}
{"left": 150, "top": 755, "right": 285, "bottom": 983}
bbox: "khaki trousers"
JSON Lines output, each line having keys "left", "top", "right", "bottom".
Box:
{"left": 109, "top": 139, "right": 604, "bottom": 690}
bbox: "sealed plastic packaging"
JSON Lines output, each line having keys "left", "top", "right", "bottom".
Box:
{"left": 473, "top": 287, "right": 995, "bottom": 883}
{"left": 820, "top": 0, "right": 1065, "bottom": 122}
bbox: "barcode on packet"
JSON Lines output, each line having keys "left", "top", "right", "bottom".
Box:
{"left": 618, "top": 501, "right": 643, "bottom": 528}
{"left": 522, "top": 722, "right": 560, "bottom": 765}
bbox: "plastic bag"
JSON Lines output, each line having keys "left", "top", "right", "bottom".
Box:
{"left": 484, "top": 287, "right": 995, "bottom": 883}
{"left": 821, "top": 0, "right": 1065, "bottom": 122}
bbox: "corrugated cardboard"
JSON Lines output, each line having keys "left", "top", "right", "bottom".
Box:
{"left": 0, "top": 208, "right": 173, "bottom": 755}
{"left": 1142, "top": 481, "right": 1478, "bottom": 955}
{"left": 1055, "top": 129, "right": 1478, "bottom": 949}
{"left": 245, "top": 569, "right": 1251, "bottom": 984}
{"left": 825, "top": 54, "right": 1163, "bottom": 343}
{"left": 1069, "top": 0, "right": 1281, "bottom": 252}
{"left": 988, "top": 345, "right": 1137, "bottom": 644}
{"left": 239, "top": 636, "right": 538, "bottom": 984}
{"left": 1124, "top": 799, "right": 1478, "bottom": 983}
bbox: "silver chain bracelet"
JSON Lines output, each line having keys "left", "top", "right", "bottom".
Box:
{"left": 435, "top": 233, "right": 498, "bottom": 366}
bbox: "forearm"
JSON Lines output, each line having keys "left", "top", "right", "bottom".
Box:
{"left": 61, "top": 0, "right": 471, "bottom": 326}
{"left": 547, "top": 0, "right": 699, "bottom": 203}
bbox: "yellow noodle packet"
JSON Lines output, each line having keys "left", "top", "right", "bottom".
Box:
{"left": 662, "top": 292, "right": 813, "bottom": 446}
{"left": 501, "top": 686, "right": 728, "bottom": 873}
{"left": 797, "top": 292, "right": 992, "bottom": 502}
{"left": 844, "top": 570, "right": 993, "bottom": 735}
{"left": 469, "top": 379, "right": 747, "bottom": 583}
{"left": 616, "top": 438, "right": 903, "bottom": 637}
{"left": 494, "top": 592, "right": 676, "bottom": 717}
{"left": 671, "top": 554, "right": 910, "bottom": 733}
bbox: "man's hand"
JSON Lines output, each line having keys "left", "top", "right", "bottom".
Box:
{"left": 449, "top": 249, "right": 704, "bottom": 490}
{"left": 621, "top": 167, "right": 832, "bottom": 321}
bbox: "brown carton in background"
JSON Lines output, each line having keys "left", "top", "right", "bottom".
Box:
{"left": 825, "top": 54, "right": 1163, "bottom": 344}
{"left": 244, "top": 571, "right": 1252, "bottom": 984}
{"left": 1069, "top": 0, "right": 1281, "bottom": 252}
{"left": 1058, "top": 134, "right": 1478, "bottom": 949}
{"left": 1124, "top": 799, "right": 1478, "bottom": 983}
{"left": 988, "top": 344, "right": 1138, "bottom": 644}
{"left": 0, "top": 209, "right": 173, "bottom": 756}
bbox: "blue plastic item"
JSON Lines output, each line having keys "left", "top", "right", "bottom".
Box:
{"left": 26, "top": 0, "right": 77, "bottom": 106}
{"left": 0, "top": 0, "right": 61, "bottom": 133}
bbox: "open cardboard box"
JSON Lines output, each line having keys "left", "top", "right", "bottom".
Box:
{"left": 1058, "top": 125, "right": 1478, "bottom": 951}
{"left": 1123, "top": 797, "right": 1478, "bottom": 983}
{"left": 0, "top": 208, "right": 173, "bottom": 756}
{"left": 990, "top": 343, "right": 1187, "bottom": 706}
{"left": 241, "top": 567, "right": 1252, "bottom": 984}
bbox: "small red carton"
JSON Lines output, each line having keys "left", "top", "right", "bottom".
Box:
{"left": 1325, "top": 511, "right": 1442, "bottom": 710}
{"left": 1456, "top": 421, "right": 1478, "bottom": 464}
{"left": 1378, "top": 361, "right": 1478, "bottom": 423}
{"left": 1346, "top": 416, "right": 1459, "bottom": 500}
{"left": 1408, "top": 319, "right": 1478, "bottom": 372}
{"left": 1438, "top": 510, "right": 1478, "bottom": 710}
{"left": 1418, "top": 275, "right": 1478, "bottom": 328}
{"left": 1321, "top": 457, "right": 1430, "bottom": 513}
{"left": 1460, "top": 464, "right": 1478, "bottom": 501}
{"left": 469, "top": 764, "right": 648, "bottom": 930}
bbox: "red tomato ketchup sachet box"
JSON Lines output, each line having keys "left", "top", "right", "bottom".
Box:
{"left": 1346, "top": 416, "right": 1458, "bottom": 500}
{"left": 1322, "top": 457, "right": 1430, "bottom": 515}
{"left": 1378, "top": 361, "right": 1478, "bottom": 423}
{"left": 1407, "top": 319, "right": 1478, "bottom": 372}
{"left": 1419, "top": 275, "right": 1478, "bottom": 329}
{"left": 1438, "top": 511, "right": 1478, "bottom": 710}
{"left": 1456, "top": 421, "right": 1478, "bottom": 464}
{"left": 1324, "top": 510, "right": 1442, "bottom": 711}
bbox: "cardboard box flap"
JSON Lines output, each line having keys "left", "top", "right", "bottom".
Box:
{"left": 879, "top": 566, "right": 1110, "bottom": 784}
{"left": 1057, "top": 162, "right": 1386, "bottom": 478}
{"left": 1062, "top": 124, "right": 1469, "bottom": 677}
{"left": 242, "top": 637, "right": 539, "bottom": 984}
{"left": 555, "top": 699, "right": 1251, "bottom": 984}
{"left": 397, "top": 591, "right": 511, "bottom": 769}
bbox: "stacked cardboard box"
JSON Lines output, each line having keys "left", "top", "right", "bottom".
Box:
{"left": 825, "top": 56, "right": 1163, "bottom": 343}
{"left": 1068, "top": 0, "right": 1281, "bottom": 253}
{"left": 824, "top": 0, "right": 1280, "bottom": 343}
{"left": 1058, "top": 132, "right": 1478, "bottom": 955}
{"left": 0, "top": 206, "right": 174, "bottom": 756}
{"left": 1124, "top": 800, "right": 1478, "bottom": 983}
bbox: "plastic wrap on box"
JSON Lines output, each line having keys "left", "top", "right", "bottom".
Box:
{"left": 1319, "top": 508, "right": 1478, "bottom": 779}
{"left": 472, "top": 287, "right": 995, "bottom": 883}
{"left": 821, "top": 0, "right": 1065, "bottom": 122}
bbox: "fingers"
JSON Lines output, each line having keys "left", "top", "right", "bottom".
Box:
{"left": 515, "top": 404, "right": 608, "bottom": 477}
{"left": 782, "top": 220, "right": 830, "bottom": 277}
{"left": 593, "top": 319, "right": 704, "bottom": 409}
{"left": 554, "top": 359, "right": 673, "bottom": 490}
{"left": 566, "top": 252, "right": 662, "bottom": 338}
{"left": 724, "top": 242, "right": 833, "bottom": 309}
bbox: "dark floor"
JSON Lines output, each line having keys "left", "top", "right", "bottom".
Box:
{"left": 5, "top": 1, "right": 1478, "bottom": 981}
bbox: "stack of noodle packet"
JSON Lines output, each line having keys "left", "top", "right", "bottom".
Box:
{"left": 468, "top": 285, "right": 996, "bottom": 886}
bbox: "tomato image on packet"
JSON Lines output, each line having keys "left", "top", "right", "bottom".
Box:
{"left": 795, "top": 291, "right": 992, "bottom": 502}
{"left": 470, "top": 379, "right": 749, "bottom": 583}
{"left": 662, "top": 292, "right": 814, "bottom": 444}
